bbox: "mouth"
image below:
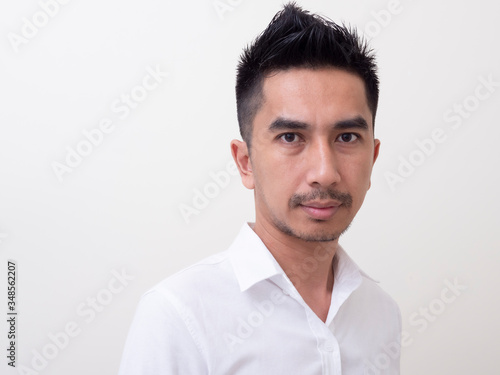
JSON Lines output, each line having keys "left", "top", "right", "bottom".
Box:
{"left": 299, "top": 201, "right": 341, "bottom": 220}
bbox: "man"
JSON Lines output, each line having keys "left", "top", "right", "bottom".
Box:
{"left": 119, "top": 3, "right": 401, "bottom": 374}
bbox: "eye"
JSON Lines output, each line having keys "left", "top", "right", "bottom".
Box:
{"left": 279, "top": 133, "right": 300, "bottom": 143}
{"left": 338, "top": 133, "right": 359, "bottom": 143}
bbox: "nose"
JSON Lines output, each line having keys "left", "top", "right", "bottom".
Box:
{"left": 305, "top": 139, "right": 341, "bottom": 188}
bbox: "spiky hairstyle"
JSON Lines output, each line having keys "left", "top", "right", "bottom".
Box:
{"left": 236, "top": 2, "right": 379, "bottom": 150}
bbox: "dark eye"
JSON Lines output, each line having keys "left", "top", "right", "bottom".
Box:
{"left": 338, "top": 133, "right": 358, "bottom": 143}
{"left": 280, "top": 133, "right": 299, "bottom": 143}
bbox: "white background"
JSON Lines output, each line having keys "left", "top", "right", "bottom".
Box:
{"left": 1, "top": 0, "right": 499, "bottom": 374}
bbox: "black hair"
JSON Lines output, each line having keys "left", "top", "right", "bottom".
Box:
{"left": 235, "top": 2, "right": 379, "bottom": 150}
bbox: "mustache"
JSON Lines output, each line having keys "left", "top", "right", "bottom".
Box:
{"left": 289, "top": 189, "right": 353, "bottom": 209}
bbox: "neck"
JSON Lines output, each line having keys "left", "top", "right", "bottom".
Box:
{"left": 251, "top": 219, "right": 337, "bottom": 294}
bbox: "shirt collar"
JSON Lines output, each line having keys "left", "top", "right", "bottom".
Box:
{"left": 228, "top": 222, "right": 284, "bottom": 292}
{"left": 334, "top": 245, "right": 378, "bottom": 284}
{"left": 326, "top": 244, "right": 379, "bottom": 323}
{"left": 228, "top": 222, "right": 378, "bottom": 293}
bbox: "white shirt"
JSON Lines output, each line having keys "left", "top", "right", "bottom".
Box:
{"left": 119, "top": 222, "right": 401, "bottom": 375}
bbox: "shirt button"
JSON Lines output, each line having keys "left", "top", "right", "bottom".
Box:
{"left": 282, "top": 289, "right": 290, "bottom": 296}
{"left": 323, "top": 341, "right": 335, "bottom": 352}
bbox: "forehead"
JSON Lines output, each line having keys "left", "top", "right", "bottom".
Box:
{"left": 256, "top": 67, "right": 373, "bottom": 131}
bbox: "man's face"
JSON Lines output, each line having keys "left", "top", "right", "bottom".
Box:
{"left": 235, "top": 67, "right": 380, "bottom": 242}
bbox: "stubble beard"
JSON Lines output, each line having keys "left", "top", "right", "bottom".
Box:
{"left": 270, "top": 188, "right": 354, "bottom": 242}
{"left": 271, "top": 213, "right": 353, "bottom": 242}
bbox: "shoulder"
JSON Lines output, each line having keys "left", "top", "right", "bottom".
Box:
{"left": 155, "top": 250, "right": 231, "bottom": 287}
{"left": 359, "top": 276, "right": 400, "bottom": 311}
{"left": 145, "top": 250, "right": 237, "bottom": 309}
{"left": 123, "top": 251, "right": 237, "bottom": 360}
{"left": 335, "top": 245, "right": 400, "bottom": 321}
{"left": 349, "top": 275, "right": 402, "bottom": 333}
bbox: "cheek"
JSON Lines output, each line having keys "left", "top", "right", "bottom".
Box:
{"left": 339, "top": 157, "right": 374, "bottom": 193}
{"left": 253, "top": 156, "right": 298, "bottom": 201}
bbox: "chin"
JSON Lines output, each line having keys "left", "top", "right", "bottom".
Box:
{"left": 274, "top": 217, "right": 349, "bottom": 243}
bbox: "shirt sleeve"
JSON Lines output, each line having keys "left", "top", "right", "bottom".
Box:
{"left": 118, "top": 289, "right": 208, "bottom": 375}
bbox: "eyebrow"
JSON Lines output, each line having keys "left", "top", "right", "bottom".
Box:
{"left": 335, "top": 116, "right": 369, "bottom": 130}
{"left": 268, "top": 116, "right": 369, "bottom": 132}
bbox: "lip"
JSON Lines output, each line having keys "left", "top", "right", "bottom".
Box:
{"left": 299, "top": 201, "right": 341, "bottom": 220}
{"left": 301, "top": 200, "right": 341, "bottom": 208}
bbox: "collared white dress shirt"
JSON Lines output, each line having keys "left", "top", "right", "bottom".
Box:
{"left": 119, "top": 222, "right": 401, "bottom": 375}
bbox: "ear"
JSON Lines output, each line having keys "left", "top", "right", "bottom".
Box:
{"left": 368, "top": 138, "right": 381, "bottom": 190}
{"left": 230, "top": 139, "right": 255, "bottom": 189}
{"left": 373, "top": 138, "right": 381, "bottom": 164}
